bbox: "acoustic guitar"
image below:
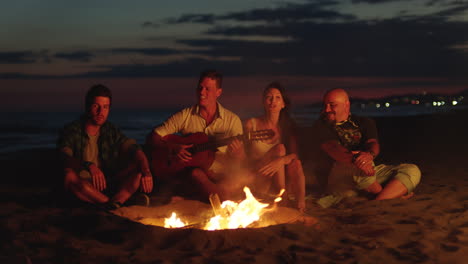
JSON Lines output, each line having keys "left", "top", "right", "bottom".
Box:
{"left": 150, "top": 129, "right": 274, "bottom": 179}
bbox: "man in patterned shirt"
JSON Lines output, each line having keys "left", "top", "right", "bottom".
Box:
{"left": 312, "top": 89, "right": 421, "bottom": 207}
{"left": 57, "top": 84, "right": 153, "bottom": 209}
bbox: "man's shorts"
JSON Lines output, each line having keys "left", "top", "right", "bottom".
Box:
{"left": 354, "top": 163, "right": 421, "bottom": 194}
{"left": 328, "top": 162, "right": 421, "bottom": 194}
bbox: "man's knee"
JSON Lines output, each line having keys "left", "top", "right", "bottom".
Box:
{"left": 64, "top": 169, "right": 79, "bottom": 189}
{"left": 64, "top": 170, "right": 89, "bottom": 193}
{"left": 130, "top": 171, "right": 142, "bottom": 182}
{"left": 402, "top": 163, "right": 421, "bottom": 179}
{"left": 128, "top": 172, "right": 142, "bottom": 189}
{"left": 396, "top": 163, "right": 421, "bottom": 190}
{"left": 364, "top": 181, "right": 382, "bottom": 194}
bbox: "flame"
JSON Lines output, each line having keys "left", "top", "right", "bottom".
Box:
{"left": 163, "top": 186, "right": 284, "bottom": 230}
{"left": 274, "top": 189, "right": 285, "bottom": 203}
{"left": 164, "top": 212, "right": 186, "bottom": 228}
{"left": 205, "top": 187, "right": 269, "bottom": 230}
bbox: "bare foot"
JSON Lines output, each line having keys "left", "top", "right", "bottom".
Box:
{"left": 300, "top": 215, "right": 320, "bottom": 229}
{"left": 297, "top": 201, "right": 306, "bottom": 213}
{"left": 401, "top": 192, "right": 414, "bottom": 200}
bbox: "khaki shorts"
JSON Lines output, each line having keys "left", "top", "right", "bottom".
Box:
{"left": 318, "top": 162, "right": 422, "bottom": 208}
{"left": 328, "top": 162, "right": 421, "bottom": 194}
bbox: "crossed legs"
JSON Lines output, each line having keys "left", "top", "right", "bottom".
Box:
{"left": 363, "top": 163, "right": 421, "bottom": 200}
{"left": 64, "top": 164, "right": 142, "bottom": 205}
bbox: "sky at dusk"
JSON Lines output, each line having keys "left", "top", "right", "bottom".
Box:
{"left": 1, "top": 0, "right": 468, "bottom": 111}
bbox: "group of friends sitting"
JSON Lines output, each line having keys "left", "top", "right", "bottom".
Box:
{"left": 57, "top": 69, "right": 422, "bottom": 212}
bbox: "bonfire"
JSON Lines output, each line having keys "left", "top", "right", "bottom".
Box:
{"left": 165, "top": 187, "right": 283, "bottom": 230}
{"left": 112, "top": 186, "right": 317, "bottom": 229}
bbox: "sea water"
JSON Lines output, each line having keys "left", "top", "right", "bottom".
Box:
{"left": 0, "top": 104, "right": 463, "bottom": 154}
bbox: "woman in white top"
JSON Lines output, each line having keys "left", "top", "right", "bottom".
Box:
{"left": 244, "top": 82, "right": 306, "bottom": 211}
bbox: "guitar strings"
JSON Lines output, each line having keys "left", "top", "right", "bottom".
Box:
{"left": 189, "top": 130, "right": 272, "bottom": 153}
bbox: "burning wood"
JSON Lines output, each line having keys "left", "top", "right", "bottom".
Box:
{"left": 112, "top": 186, "right": 318, "bottom": 230}
{"left": 165, "top": 186, "right": 281, "bottom": 230}
{"left": 164, "top": 212, "right": 187, "bottom": 228}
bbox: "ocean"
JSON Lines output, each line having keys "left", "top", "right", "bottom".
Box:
{"left": 0, "top": 104, "right": 463, "bottom": 154}
{"left": 0, "top": 109, "right": 175, "bottom": 154}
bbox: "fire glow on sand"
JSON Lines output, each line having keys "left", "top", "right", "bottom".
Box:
{"left": 112, "top": 186, "right": 318, "bottom": 230}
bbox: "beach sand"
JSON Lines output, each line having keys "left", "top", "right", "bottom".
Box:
{"left": 1, "top": 109, "right": 468, "bottom": 263}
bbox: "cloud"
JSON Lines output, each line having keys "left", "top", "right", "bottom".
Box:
{"left": 351, "top": 0, "right": 409, "bottom": 3}
{"left": 166, "top": 14, "right": 216, "bottom": 24}
{"left": 3, "top": 0, "right": 468, "bottom": 80}
{"left": 177, "top": 38, "right": 292, "bottom": 58}
{"left": 73, "top": 58, "right": 242, "bottom": 78}
{"left": 55, "top": 51, "right": 94, "bottom": 62}
{"left": 0, "top": 72, "right": 54, "bottom": 79}
{"left": 0, "top": 51, "right": 37, "bottom": 64}
{"left": 176, "top": 17, "right": 468, "bottom": 75}
{"left": 161, "top": 1, "right": 468, "bottom": 78}
{"left": 219, "top": 1, "right": 355, "bottom": 23}
{"left": 111, "top": 48, "right": 181, "bottom": 56}
{"left": 427, "top": 2, "right": 468, "bottom": 18}
{"left": 426, "top": 0, "right": 443, "bottom": 5}
{"left": 162, "top": 1, "right": 354, "bottom": 26}
{"left": 426, "top": 0, "right": 467, "bottom": 6}
{"left": 141, "top": 21, "right": 160, "bottom": 28}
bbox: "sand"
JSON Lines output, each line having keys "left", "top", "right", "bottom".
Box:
{"left": 1, "top": 109, "right": 468, "bottom": 263}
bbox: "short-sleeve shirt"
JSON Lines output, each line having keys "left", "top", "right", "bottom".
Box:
{"left": 313, "top": 114, "right": 378, "bottom": 152}
{"left": 57, "top": 117, "right": 139, "bottom": 172}
{"left": 153, "top": 102, "right": 243, "bottom": 173}
{"left": 310, "top": 114, "right": 378, "bottom": 186}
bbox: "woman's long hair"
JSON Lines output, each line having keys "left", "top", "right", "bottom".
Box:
{"left": 263, "top": 82, "right": 297, "bottom": 152}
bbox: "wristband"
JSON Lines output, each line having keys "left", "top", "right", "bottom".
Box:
{"left": 83, "top": 161, "right": 94, "bottom": 170}
{"left": 142, "top": 168, "right": 151, "bottom": 177}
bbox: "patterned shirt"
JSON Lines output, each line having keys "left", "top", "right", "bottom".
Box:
{"left": 313, "top": 114, "right": 378, "bottom": 152}
{"left": 310, "top": 114, "right": 379, "bottom": 188}
{"left": 57, "top": 117, "right": 139, "bottom": 172}
{"left": 335, "top": 117, "right": 364, "bottom": 151}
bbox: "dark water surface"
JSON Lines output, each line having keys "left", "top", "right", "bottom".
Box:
{"left": 0, "top": 104, "right": 463, "bottom": 154}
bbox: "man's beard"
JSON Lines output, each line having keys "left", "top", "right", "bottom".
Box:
{"left": 88, "top": 114, "right": 105, "bottom": 126}
{"left": 322, "top": 112, "right": 336, "bottom": 125}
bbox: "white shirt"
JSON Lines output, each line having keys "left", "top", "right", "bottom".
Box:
{"left": 154, "top": 102, "right": 243, "bottom": 173}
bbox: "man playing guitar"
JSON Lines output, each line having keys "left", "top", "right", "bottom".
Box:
{"left": 146, "top": 70, "right": 245, "bottom": 201}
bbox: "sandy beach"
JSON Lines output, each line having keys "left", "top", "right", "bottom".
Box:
{"left": 1, "top": 109, "right": 468, "bottom": 264}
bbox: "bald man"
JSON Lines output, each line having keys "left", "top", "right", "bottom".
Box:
{"left": 312, "top": 89, "right": 421, "bottom": 208}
